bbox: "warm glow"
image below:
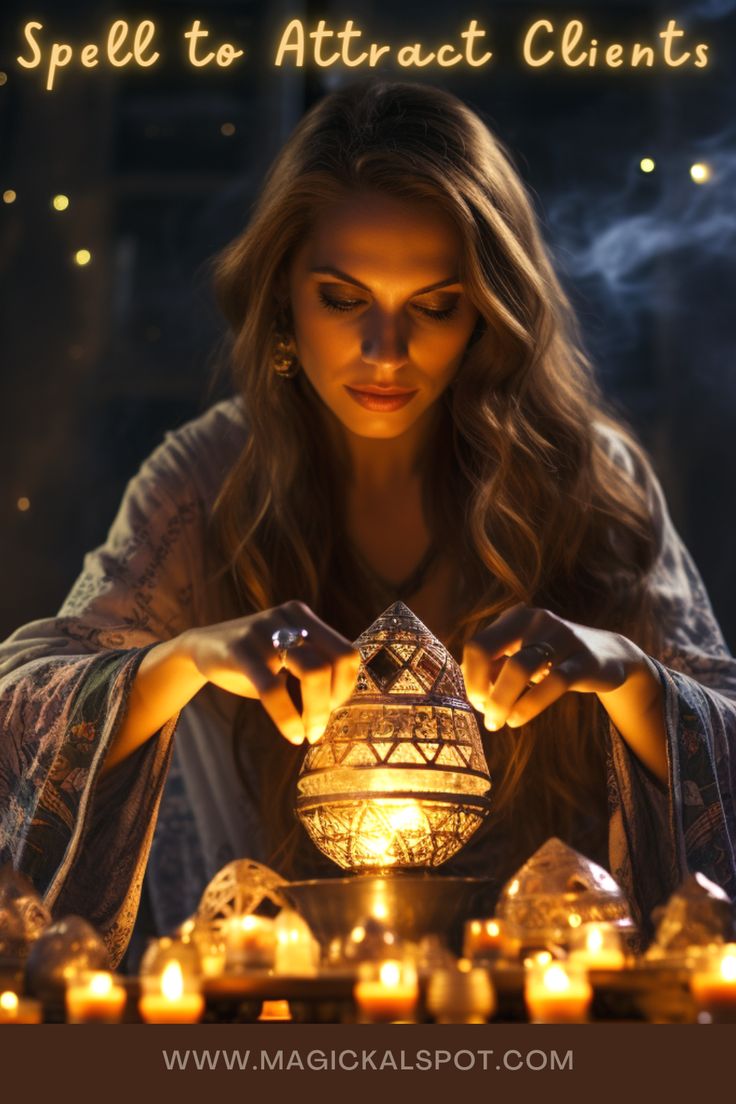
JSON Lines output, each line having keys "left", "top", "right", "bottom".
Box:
{"left": 543, "top": 964, "right": 572, "bottom": 993}
{"left": 52, "top": 194, "right": 70, "bottom": 210}
{"left": 2, "top": 189, "right": 16, "bottom": 204}
{"left": 524, "top": 951, "right": 553, "bottom": 968}
{"left": 379, "top": 960, "right": 402, "bottom": 987}
{"left": 0, "top": 991, "right": 19, "bottom": 1012}
{"left": 371, "top": 900, "right": 389, "bottom": 921}
{"left": 690, "top": 162, "right": 711, "bottom": 184}
{"left": 640, "top": 157, "right": 656, "bottom": 173}
{"left": 487, "top": 920, "right": 500, "bottom": 936}
{"left": 89, "top": 972, "right": 113, "bottom": 996}
{"left": 220, "top": 122, "right": 236, "bottom": 136}
{"left": 350, "top": 925, "right": 366, "bottom": 943}
{"left": 586, "top": 927, "right": 604, "bottom": 953}
{"left": 161, "top": 961, "right": 184, "bottom": 1001}
{"left": 74, "top": 249, "right": 92, "bottom": 265}
{"left": 721, "top": 953, "right": 736, "bottom": 982}
{"left": 507, "top": 879, "right": 520, "bottom": 897}
{"left": 17, "top": 497, "right": 30, "bottom": 512}
{"left": 241, "top": 915, "right": 257, "bottom": 931}
{"left": 568, "top": 912, "right": 582, "bottom": 928}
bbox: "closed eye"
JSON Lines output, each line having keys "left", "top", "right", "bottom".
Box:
{"left": 318, "top": 290, "right": 459, "bottom": 323}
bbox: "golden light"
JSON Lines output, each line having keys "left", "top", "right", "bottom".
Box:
{"left": 542, "top": 963, "right": 571, "bottom": 993}
{"left": 0, "top": 72, "right": 8, "bottom": 86}
{"left": 89, "top": 972, "right": 113, "bottom": 996}
{"left": 52, "top": 194, "right": 70, "bottom": 211}
{"left": 0, "top": 991, "right": 18, "bottom": 1012}
{"left": 640, "top": 157, "right": 656, "bottom": 173}
{"left": 2, "top": 189, "right": 16, "bottom": 204}
{"left": 220, "top": 122, "right": 236, "bottom": 136}
{"left": 690, "top": 162, "right": 712, "bottom": 184}
{"left": 568, "top": 911, "right": 583, "bottom": 928}
{"left": 17, "top": 497, "right": 30, "bottom": 512}
{"left": 379, "top": 960, "right": 402, "bottom": 987}
{"left": 161, "top": 961, "right": 184, "bottom": 1001}
{"left": 74, "top": 249, "right": 92, "bottom": 266}
{"left": 296, "top": 602, "right": 492, "bottom": 872}
{"left": 722, "top": 953, "right": 736, "bottom": 983}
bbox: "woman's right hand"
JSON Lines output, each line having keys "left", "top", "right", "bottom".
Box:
{"left": 180, "top": 600, "right": 361, "bottom": 746}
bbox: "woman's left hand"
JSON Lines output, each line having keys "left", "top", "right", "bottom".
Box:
{"left": 461, "top": 602, "right": 647, "bottom": 732}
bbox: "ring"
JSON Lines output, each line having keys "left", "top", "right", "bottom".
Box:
{"left": 272, "top": 626, "right": 310, "bottom": 667}
{"left": 519, "top": 641, "right": 556, "bottom": 663}
{"left": 519, "top": 641, "right": 556, "bottom": 687}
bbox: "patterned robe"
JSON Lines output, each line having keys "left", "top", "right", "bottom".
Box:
{"left": 1, "top": 397, "right": 734, "bottom": 967}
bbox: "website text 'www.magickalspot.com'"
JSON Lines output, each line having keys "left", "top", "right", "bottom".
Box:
{"left": 161, "top": 1047, "right": 574, "bottom": 1073}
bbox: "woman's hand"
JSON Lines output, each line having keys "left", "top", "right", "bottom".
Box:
{"left": 181, "top": 600, "right": 361, "bottom": 746}
{"left": 461, "top": 602, "right": 669, "bottom": 782}
{"left": 461, "top": 603, "right": 650, "bottom": 731}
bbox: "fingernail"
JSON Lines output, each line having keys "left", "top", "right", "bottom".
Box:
{"left": 506, "top": 714, "right": 520, "bottom": 728}
{"left": 484, "top": 716, "right": 498, "bottom": 732}
{"left": 307, "top": 724, "right": 324, "bottom": 744}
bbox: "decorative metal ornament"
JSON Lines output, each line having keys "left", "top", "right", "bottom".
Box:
{"left": 272, "top": 329, "right": 300, "bottom": 378}
{"left": 295, "top": 601, "right": 492, "bottom": 873}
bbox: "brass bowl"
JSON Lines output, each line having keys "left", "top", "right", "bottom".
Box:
{"left": 282, "top": 873, "right": 497, "bottom": 949}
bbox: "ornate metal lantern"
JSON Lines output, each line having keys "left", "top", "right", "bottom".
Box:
{"left": 296, "top": 602, "right": 492, "bottom": 872}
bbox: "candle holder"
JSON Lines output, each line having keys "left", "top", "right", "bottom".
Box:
{"left": 138, "top": 937, "right": 204, "bottom": 1024}
{"left": 426, "top": 959, "right": 496, "bottom": 1023}
{"left": 690, "top": 943, "right": 736, "bottom": 1023}
{"left": 354, "top": 957, "right": 419, "bottom": 1023}
{"left": 568, "top": 923, "right": 627, "bottom": 970}
{"left": 524, "top": 959, "right": 593, "bottom": 1024}
{"left": 296, "top": 602, "right": 492, "bottom": 872}
{"left": 0, "top": 989, "right": 43, "bottom": 1024}
{"left": 65, "top": 969, "right": 127, "bottom": 1024}
{"left": 463, "top": 918, "right": 520, "bottom": 964}
{"left": 224, "top": 914, "right": 277, "bottom": 972}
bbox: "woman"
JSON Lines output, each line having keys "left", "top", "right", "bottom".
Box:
{"left": 1, "top": 81, "right": 734, "bottom": 968}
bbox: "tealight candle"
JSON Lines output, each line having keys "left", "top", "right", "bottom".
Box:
{"left": 568, "top": 923, "right": 627, "bottom": 970}
{"left": 427, "top": 959, "right": 496, "bottom": 1024}
{"left": 690, "top": 944, "right": 736, "bottom": 1023}
{"left": 524, "top": 960, "right": 592, "bottom": 1024}
{"left": 224, "top": 914, "right": 277, "bottom": 972}
{"left": 66, "top": 971, "right": 127, "bottom": 1024}
{"left": 0, "top": 990, "right": 43, "bottom": 1024}
{"left": 274, "top": 909, "right": 319, "bottom": 976}
{"left": 139, "top": 960, "right": 205, "bottom": 1024}
{"left": 258, "top": 1000, "right": 293, "bottom": 1022}
{"left": 354, "top": 959, "right": 419, "bottom": 1024}
{"left": 463, "top": 918, "right": 506, "bottom": 962}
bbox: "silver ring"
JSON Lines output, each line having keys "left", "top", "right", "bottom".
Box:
{"left": 519, "top": 641, "right": 556, "bottom": 687}
{"left": 519, "top": 641, "right": 556, "bottom": 663}
{"left": 272, "top": 626, "right": 310, "bottom": 667}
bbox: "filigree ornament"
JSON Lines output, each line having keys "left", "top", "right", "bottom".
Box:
{"left": 296, "top": 602, "right": 492, "bottom": 872}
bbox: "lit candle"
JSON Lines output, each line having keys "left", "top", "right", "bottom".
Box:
{"left": 258, "top": 1000, "right": 293, "bottom": 1022}
{"left": 568, "top": 923, "right": 627, "bottom": 970}
{"left": 524, "top": 960, "right": 592, "bottom": 1024}
{"left": 427, "top": 959, "right": 496, "bottom": 1024}
{"left": 66, "top": 971, "right": 127, "bottom": 1024}
{"left": 274, "top": 909, "right": 319, "bottom": 976}
{"left": 0, "top": 990, "right": 43, "bottom": 1024}
{"left": 463, "top": 918, "right": 505, "bottom": 962}
{"left": 224, "top": 914, "right": 276, "bottom": 972}
{"left": 138, "top": 961, "right": 205, "bottom": 1024}
{"left": 354, "top": 959, "right": 419, "bottom": 1024}
{"left": 691, "top": 944, "right": 736, "bottom": 1023}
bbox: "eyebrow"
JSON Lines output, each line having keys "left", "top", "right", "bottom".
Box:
{"left": 309, "top": 266, "right": 461, "bottom": 295}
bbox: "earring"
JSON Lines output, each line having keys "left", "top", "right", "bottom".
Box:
{"left": 272, "top": 311, "right": 301, "bottom": 378}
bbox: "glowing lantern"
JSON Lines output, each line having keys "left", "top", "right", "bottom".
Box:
{"left": 296, "top": 602, "right": 492, "bottom": 871}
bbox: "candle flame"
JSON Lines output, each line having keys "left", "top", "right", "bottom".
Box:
{"left": 721, "top": 954, "right": 736, "bottom": 982}
{"left": 543, "top": 964, "right": 572, "bottom": 993}
{"left": 89, "top": 972, "right": 113, "bottom": 996}
{"left": 486, "top": 920, "right": 500, "bottom": 937}
{"left": 586, "top": 927, "right": 604, "bottom": 953}
{"left": 161, "top": 961, "right": 184, "bottom": 1001}
{"left": 0, "top": 991, "right": 19, "bottom": 1012}
{"left": 379, "top": 960, "right": 402, "bottom": 987}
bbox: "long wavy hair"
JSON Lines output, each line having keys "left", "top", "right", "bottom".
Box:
{"left": 205, "top": 80, "right": 660, "bottom": 878}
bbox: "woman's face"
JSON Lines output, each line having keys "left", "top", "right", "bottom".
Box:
{"left": 287, "top": 191, "right": 479, "bottom": 440}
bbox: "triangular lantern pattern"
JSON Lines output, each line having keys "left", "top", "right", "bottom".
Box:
{"left": 296, "top": 602, "right": 492, "bottom": 872}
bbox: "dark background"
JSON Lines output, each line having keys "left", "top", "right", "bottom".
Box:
{"left": 1, "top": 0, "right": 734, "bottom": 644}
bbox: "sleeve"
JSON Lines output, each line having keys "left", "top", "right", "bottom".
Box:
{"left": 601, "top": 433, "right": 736, "bottom": 938}
{"left": 0, "top": 430, "right": 206, "bottom": 967}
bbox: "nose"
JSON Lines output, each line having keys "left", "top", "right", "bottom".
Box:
{"left": 360, "top": 309, "right": 410, "bottom": 371}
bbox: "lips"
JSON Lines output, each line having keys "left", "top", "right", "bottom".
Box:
{"left": 344, "top": 385, "right": 418, "bottom": 412}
